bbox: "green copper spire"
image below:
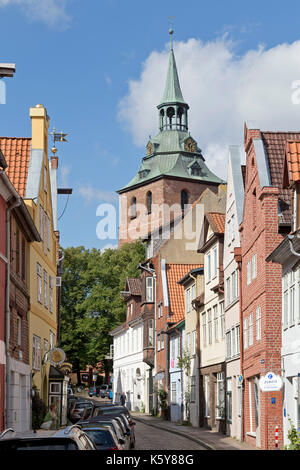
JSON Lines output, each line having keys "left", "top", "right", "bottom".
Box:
{"left": 159, "top": 30, "right": 187, "bottom": 106}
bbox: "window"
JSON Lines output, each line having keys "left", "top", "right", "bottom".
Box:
{"left": 226, "top": 277, "right": 231, "bottom": 306}
{"left": 146, "top": 277, "right": 154, "bottom": 302}
{"left": 249, "top": 313, "right": 253, "bottom": 346}
{"left": 247, "top": 261, "right": 251, "bottom": 285}
{"left": 191, "top": 376, "right": 196, "bottom": 402}
{"left": 39, "top": 205, "right": 43, "bottom": 240}
{"left": 44, "top": 339, "right": 49, "bottom": 358}
{"left": 171, "top": 338, "right": 175, "bottom": 361}
{"left": 44, "top": 165, "right": 47, "bottom": 193}
{"left": 252, "top": 254, "right": 257, "bottom": 280}
{"left": 203, "top": 312, "right": 207, "bottom": 346}
{"left": 231, "top": 215, "right": 235, "bottom": 241}
{"left": 181, "top": 190, "right": 189, "bottom": 211}
{"left": 49, "top": 276, "right": 53, "bottom": 313}
{"left": 186, "top": 333, "right": 191, "bottom": 355}
{"left": 171, "top": 382, "right": 177, "bottom": 404}
{"left": 192, "top": 331, "right": 196, "bottom": 356}
{"left": 226, "top": 378, "right": 232, "bottom": 423}
{"left": 236, "top": 325, "right": 240, "bottom": 354}
{"left": 157, "top": 333, "right": 160, "bottom": 351}
{"left": 205, "top": 375, "right": 210, "bottom": 417}
{"left": 44, "top": 270, "right": 48, "bottom": 308}
{"left": 213, "top": 305, "right": 218, "bottom": 341}
{"left": 226, "top": 331, "right": 231, "bottom": 359}
{"left": 50, "top": 331, "right": 55, "bottom": 349}
{"left": 37, "top": 263, "right": 42, "bottom": 303}
{"left": 186, "top": 288, "right": 191, "bottom": 313}
{"left": 213, "top": 247, "right": 217, "bottom": 278}
{"left": 47, "top": 216, "right": 51, "bottom": 251}
{"left": 160, "top": 332, "right": 164, "bottom": 350}
{"left": 17, "top": 315, "right": 22, "bottom": 347}
{"left": 231, "top": 270, "right": 238, "bottom": 302}
{"left": 130, "top": 197, "right": 137, "bottom": 218}
{"left": 244, "top": 318, "right": 248, "bottom": 349}
{"left": 232, "top": 327, "right": 236, "bottom": 356}
{"left": 191, "top": 284, "right": 196, "bottom": 301}
{"left": 216, "top": 372, "right": 225, "bottom": 419}
{"left": 220, "top": 302, "right": 225, "bottom": 339}
{"left": 146, "top": 191, "right": 152, "bottom": 214}
{"left": 208, "top": 309, "right": 212, "bottom": 344}
{"left": 44, "top": 211, "right": 47, "bottom": 255}
{"left": 256, "top": 307, "right": 261, "bottom": 341}
{"left": 32, "top": 335, "right": 41, "bottom": 370}
{"left": 207, "top": 254, "right": 211, "bottom": 281}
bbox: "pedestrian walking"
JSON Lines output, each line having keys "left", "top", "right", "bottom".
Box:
{"left": 109, "top": 389, "right": 113, "bottom": 403}
{"left": 41, "top": 403, "right": 59, "bottom": 430}
{"left": 120, "top": 392, "right": 126, "bottom": 406}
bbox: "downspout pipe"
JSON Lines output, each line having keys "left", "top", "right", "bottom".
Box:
{"left": 5, "top": 196, "right": 21, "bottom": 427}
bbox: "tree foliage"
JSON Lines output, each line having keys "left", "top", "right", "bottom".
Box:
{"left": 60, "top": 241, "right": 145, "bottom": 374}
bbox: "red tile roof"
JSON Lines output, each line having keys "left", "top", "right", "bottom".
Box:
{"left": 0, "top": 137, "right": 32, "bottom": 197}
{"left": 127, "top": 278, "right": 142, "bottom": 296}
{"left": 166, "top": 263, "right": 203, "bottom": 324}
{"left": 261, "top": 132, "right": 300, "bottom": 222}
{"left": 207, "top": 212, "right": 225, "bottom": 234}
{"left": 285, "top": 140, "right": 300, "bottom": 183}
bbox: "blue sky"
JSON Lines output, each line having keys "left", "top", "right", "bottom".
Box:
{"left": 1, "top": 0, "right": 300, "bottom": 250}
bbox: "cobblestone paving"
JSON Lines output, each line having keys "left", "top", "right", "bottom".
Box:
{"left": 134, "top": 420, "right": 206, "bottom": 450}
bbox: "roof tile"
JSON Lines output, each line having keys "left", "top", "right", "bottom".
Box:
{"left": 0, "top": 137, "right": 32, "bottom": 197}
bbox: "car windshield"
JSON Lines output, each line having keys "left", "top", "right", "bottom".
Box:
{"left": 0, "top": 438, "right": 78, "bottom": 450}
{"left": 83, "top": 430, "right": 115, "bottom": 447}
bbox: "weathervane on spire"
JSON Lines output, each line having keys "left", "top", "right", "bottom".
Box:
{"left": 168, "top": 16, "right": 175, "bottom": 49}
{"left": 50, "top": 127, "right": 68, "bottom": 155}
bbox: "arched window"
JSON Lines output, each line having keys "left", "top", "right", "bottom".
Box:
{"left": 130, "top": 196, "right": 137, "bottom": 218}
{"left": 160, "top": 109, "right": 165, "bottom": 130}
{"left": 177, "top": 107, "right": 183, "bottom": 129}
{"left": 167, "top": 107, "right": 175, "bottom": 129}
{"left": 181, "top": 190, "right": 189, "bottom": 211}
{"left": 146, "top": 191, "right": 152, "bottom": 214}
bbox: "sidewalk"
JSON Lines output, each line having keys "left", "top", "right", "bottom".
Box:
{"left": 131, "top": 412, "right": 256, "bottom": 451}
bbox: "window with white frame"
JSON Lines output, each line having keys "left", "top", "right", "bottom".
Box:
{"left": 226, "top": 277, "right": 231, "bottom": 306}
{"left": 216, "top": 372, "right": 225, "bottom": 419}
{"left": 49, "top": 276, "right": 53, "bottom": 313}
{"left": 208, "top": 309, "right": 212, "bottom": 344}
{"left": 256, "top": 307, "right": 261, "bottom": 341}
{"left": 207, "top": 253, "right": 211, "bottom": 281}
{"left": 213, "top": 305, "right": 218, "bottom": 341}
{"left": 227, "top": 378, "right": 232, "bottom": 422}
{"left": 44, "top": 211, "right": 47, "bottom": 255}
{"left": 47, "top": 216, "right": 51, "bottom": 251}
{"left": 161, "top": 331, "right": 164, "bottom": 350}
{"left": 44, "top": 270, "right": 48, "bottom": 308}
{"left": 148, "top": 320, "right": 153, "bottom": 347}
{"left": 244, "top": 318, "right": 248, "bottom": 349}
{"left": 283, "top": 269, "right": 299, "bottom": 328}
{"left": 205, "top": 375, "right": 210, "bottom": 417}
{"left": 220, "top": 302, "right": 225, "bottom": 339}
{"left": 252, "top": 254, "right": 257, "bottom": 280}
{"left": 226, "top": 331, "right": 231, "bottom": 359}
{"left": 247, "top": 261, "right": 251, "bottom": 285}
{"left": 37, "top": 263, "right": 42, "bottom": 303}
{"left": 232, "top": 327, "right": 236, "bottom": 356}
{"left": 192, "top": 330, "right": 196, "bottom": 356}
{"left": 186, "top": 288, "right": 191, "bottom": 313}
{"left": 203, "top": 312, "right": 207, "bottom": 346}
{"left": 146, "top": 277, "right": 154, "bottom": 302}
{"left": 249, "top": 313, "right": 253, "bottom": 346}
{"left": 171, "top": 381, "right": 177, "bottom": 404}
{"left": 50, "top": 331, "right": 55, "bottom": 349}
{"left": 187, "top": 333, "right": 191, "bottom": 355}
{"left": 236, "top": 325, "right": 240, "bottom": 354}
{"left": 213, "top": 247, "right": 217, "bottom": 278}
{"left": 32, "top": 335, "right": 41, "bottom": 370}
{"left": 191, "top": 284, "right": 196, "bottom": 301}
{"left": 39, "top": 205, "right": 44, "bottom": 241}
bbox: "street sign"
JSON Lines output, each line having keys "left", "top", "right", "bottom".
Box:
{"left": 238, "top": 375, "right": 243, "bottom": 386}
{"left": 259, "top": 372, "right": 283, "bottom": 392}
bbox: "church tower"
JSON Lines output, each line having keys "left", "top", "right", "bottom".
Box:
{"left": 118, "top": 31, "right": 224, "bottom": 245}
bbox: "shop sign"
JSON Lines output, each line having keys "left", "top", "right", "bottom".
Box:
{"left": 259, "top": 372, "right": 283, "bottom": 392}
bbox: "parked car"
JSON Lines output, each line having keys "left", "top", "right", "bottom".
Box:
{"left": 79, "top": 416, "right": 130, "bottom": 450}
{"left": 99, "top": 384, "right": 110, "bottom": 398}
{"left": 0, "top": 426, "right": 96, "bottom": 450}
{"left": 91, "top": 407, "right": 135, "bottom": 448}
{"left": 88, "top": 386, "right": 100, "bottom": 397}
{"left": 78, "top": 423, "right": 123, "bottom": 450}
{"left": 69, "top": 400, "right": 93, "bottom": 424}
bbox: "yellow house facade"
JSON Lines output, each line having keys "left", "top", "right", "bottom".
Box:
{"left": 24, "top": 105, "right": 58, "bottom": 405}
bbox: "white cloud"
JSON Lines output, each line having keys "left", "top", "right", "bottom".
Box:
{"left": 77, "top": 184, "right": 118, "bottom": 204}
{"left": 0, "top": 0, "right": 71, "bottom": 28}
{"left": 118, "top": 37, "right": 300, "bottom": 179}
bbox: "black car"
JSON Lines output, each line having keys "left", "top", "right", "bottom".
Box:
{"left": 79, "top": 423, "right": 122, "bottom": 450}
{"left": 79, "top": 416, "right": 130, "bottom": 450}
{"left": 91, "top": 407, "right": 136, "bottom": 448}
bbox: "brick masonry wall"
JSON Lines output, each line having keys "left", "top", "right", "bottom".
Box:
{"left": 241, "top": 137, "right": 284, "bottom": 449}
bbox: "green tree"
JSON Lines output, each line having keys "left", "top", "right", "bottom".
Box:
{"left": 60, "top": 241, "right": 145, "bottom": 382}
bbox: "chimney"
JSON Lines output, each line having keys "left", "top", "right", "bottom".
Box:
{"left": 29, "top": 104, "right": 49, "bottom": 151}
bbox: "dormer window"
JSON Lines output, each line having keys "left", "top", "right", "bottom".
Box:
{"left": 139, "top": 169, "right": 150, "bottom": 179}
{"left": 146, "top": 277, "right": 154, "bottom": 302}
